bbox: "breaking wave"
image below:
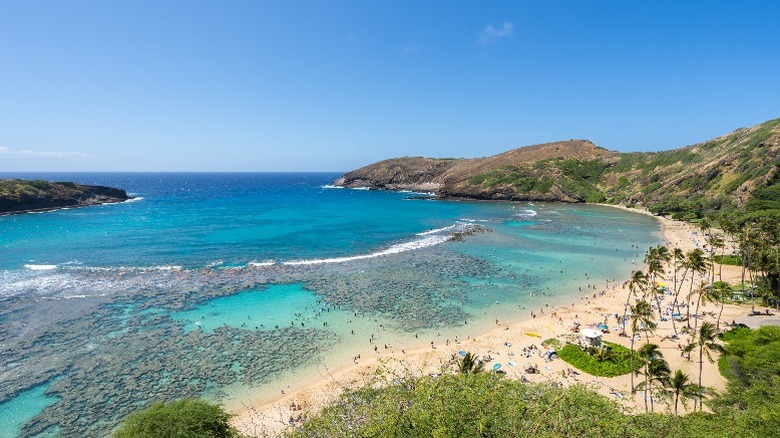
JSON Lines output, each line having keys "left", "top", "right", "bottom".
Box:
{"left": 283, "top": 222, "right": 473, "bottom": 266}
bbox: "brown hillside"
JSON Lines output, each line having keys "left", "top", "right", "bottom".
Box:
{"left": 439, "top": 140, "right": 616, "bottom": 186}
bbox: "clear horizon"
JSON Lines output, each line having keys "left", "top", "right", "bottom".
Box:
{"left": 1, "top": 1, "right": 778, "bottom": 172}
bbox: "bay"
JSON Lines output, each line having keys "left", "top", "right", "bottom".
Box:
{"left": 0, "top": 172, "right": 659, "bottom": 437}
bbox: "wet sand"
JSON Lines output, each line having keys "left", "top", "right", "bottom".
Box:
{"left": 231, "top": 207, "right": 766, "bottom": 436}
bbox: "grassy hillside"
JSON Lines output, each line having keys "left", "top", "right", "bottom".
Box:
{"left": 609, "top": 118, "right": 780, "bottom": 219}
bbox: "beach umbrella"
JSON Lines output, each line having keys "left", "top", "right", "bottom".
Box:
{"left": 458, "top": 350, "right": 467, "bottom": 357}
{"left": 493, "top": 363, "right": 502, "bottom": 371}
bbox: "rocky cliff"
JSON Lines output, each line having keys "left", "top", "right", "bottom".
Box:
{"left": 0, "top": 179, "right": 132, "bottom": 214}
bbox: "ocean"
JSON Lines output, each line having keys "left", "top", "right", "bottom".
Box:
{"left": 0, "top": 172, "right": 660, "bottom": 437}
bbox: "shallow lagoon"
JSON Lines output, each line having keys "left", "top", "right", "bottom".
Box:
{"left": 0, "top": 173, "right": 660, "bottom": 436}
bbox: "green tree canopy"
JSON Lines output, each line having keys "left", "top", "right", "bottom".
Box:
{"left": 113, "top": 399, "right": 239, "bottom": 438}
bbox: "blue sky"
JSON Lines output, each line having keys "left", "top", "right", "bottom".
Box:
{"left": 1, "top": 1, "right": 778, "bottom": 172}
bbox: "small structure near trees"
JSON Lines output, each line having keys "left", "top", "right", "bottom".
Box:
{"left": 581, "top": 328, "right": 603, "bottom": 349}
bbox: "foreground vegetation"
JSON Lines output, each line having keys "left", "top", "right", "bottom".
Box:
{"left": 113, "top": 399, "right": 240, "bottom": 438}
{"left": 282, "top": 327, "right": 778, "bottom": 437}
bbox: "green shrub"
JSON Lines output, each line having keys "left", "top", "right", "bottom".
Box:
{"left": 542, "top": 338, "right": 562, "bottom": 349}
{"left": 558, "top": 341, "right": 640, "bottom": 377}
{"left": 534, "top": 178, "right": 554, "bottom": 194}
{"left": 113, "top": 399, "right": 239, "bottom": 438}
{"left": 714, "top": 254, "right": 741, "bottom": 266}
{"left": 289, "top": 374, "right": 630, "bottom": 437}
{"left": 288, "top": 365, "right": 773, "bottom": 437}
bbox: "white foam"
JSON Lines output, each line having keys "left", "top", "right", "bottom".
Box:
{"left": 323, "top": 185, "right": 370, "bottom": 190}
{"left": 515, "top": 208, "right": 537, "bottom": 217}
{"left": 123, "top": 197, "right": 144, "bottom": 203}
{"left": 283, "top": 234, "right": 452, "bottom": 266}
{"left": 154, "top": 265, "right": 183, "bottom": 271}
{"left": 249, "top": 261, "right": 276, "bottom": 267}
{"left": 24, "top": 264, "right": 58, "bottom": 271}
{"left": 399, "top": 190, "right": 434, "bottom": 196}
{"left": 54, "top": 293, "right": 109, "bottom": 300}
{"left": 416, "top": 224, "right": 458, "bottom": 236}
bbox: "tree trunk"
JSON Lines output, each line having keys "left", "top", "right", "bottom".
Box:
{"left": 650, "top": 386, "right": 655, "bottom": 412}
{"left": 644, "top": 361, "right": 649, "bottom": 413}
{"left": 686, "top": 278, "right": 696, "bottom": 329}
{"left": 698, "top": 346, "right": 704, "bottom": 412}
{"left": 623, "top": 292, "right": 631, "bottom": 335}
{"left": 671, "top": 268, "right": 689, "bottom": 336}
{"left": 630, "top": 337, "right": 635, "bottom": 392}
{"left": 693, "top": 292, "right": 702, "bottom": 336}
{"left": 654, "top": 291, "right": 664, "bottom": 321}
{"left": 674, "top": 391, "right": 679, "bottom": 414}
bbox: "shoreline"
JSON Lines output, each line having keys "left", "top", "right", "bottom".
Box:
{"left": 231, "top": 205, "right": 761, "bottom": 435}
{"left": 0, "top": 198, "right": 134, "bottom": 216}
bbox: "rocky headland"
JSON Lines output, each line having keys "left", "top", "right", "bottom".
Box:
{"left": 0, "top": 179, "right": 132, "bottom": 215}
{"left": 335, "top": 118, "right": 780, "bottom": 217}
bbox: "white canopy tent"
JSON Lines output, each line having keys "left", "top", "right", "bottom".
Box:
{"left": 581, "top": 328, "right": 603, "bottom": 348}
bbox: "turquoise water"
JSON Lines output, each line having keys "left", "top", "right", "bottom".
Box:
{"left": 0, "top": 384, "right": 58, "bottom": 438}
{"left": 0, "top": 173, "right": 660, "bottom": 437}
{"left": 171, "top": 284, "right": 326, "bottom": 332}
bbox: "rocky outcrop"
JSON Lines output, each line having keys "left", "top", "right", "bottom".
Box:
{"left": 335, "top": 140, "right": 616, "bottom": 201}
{"left": 0, "top": 179, "right": 132, "bottom": 215}
{"left": 333, "top": 157, "right": 459, "bottom": 192}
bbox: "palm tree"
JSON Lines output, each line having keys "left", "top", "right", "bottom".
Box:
{"left": 672, "top": 247, "right": 685, "bottom": 289}
{"left": 753, "top": 217, "right": 780, "bottom": 309}
{"left": 646, "top": 356, "right": 671, "bottom": 413}
{"left": 673, "top": 251, "right": 693, "bottom": 329}
{"left": 591, "top": 345, "right": 617, "bottom": 362}
{"left": 699, "top": 218, "right": 713, "bottom": 282}
{"left": 689, "top": 321, "right": 724, "bottom": 411}
{"left": 623, "top": 270, "right": 648, "bottom": 334}
{"left": 670, "top": 247, "right": 686, "bottom": 335}
{"left": 691, "top": 280, "right": 709, "bottom": 335}
{"left": 632, "top": 299, "right": 656, "bottom": 343}
{"left": 667, "top": 369, "right": 701, "bottom": 414}
{"left": 456, "top": 352, "right": 484, "bottom": 375}
{"left": 636, "top": 343, "right": 668, "bottom": 413}
{"left": 738, "top": 223, "right": 757, "bottom": 313}
{"left": 684, "top": 249, "right": 710, "bottom": 328}
{"left": 707, "top": 234, "right": 725, "bottom": 284}
{"left": 705, "top": 281, "right": 730, "bottom": 329}
{"left": 645, "top": 245, "right": 669, "bottom": 319}
{"left": 628, "top": 299, "right": 655, "bottom": 392}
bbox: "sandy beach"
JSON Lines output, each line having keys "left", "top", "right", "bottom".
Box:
{"left": 231, "top": 207, "right": 770, "bottom": 436}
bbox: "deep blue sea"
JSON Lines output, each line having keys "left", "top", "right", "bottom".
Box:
{"left": 0, "top": 172, "right": 660, "bottom": 437}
